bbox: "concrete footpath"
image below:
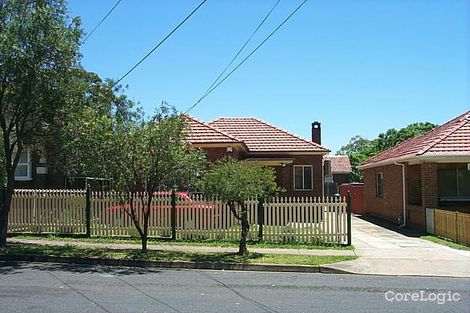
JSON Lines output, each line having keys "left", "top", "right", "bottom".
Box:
{"left": 326, "top": 216, "right": 470, "bottom": 278}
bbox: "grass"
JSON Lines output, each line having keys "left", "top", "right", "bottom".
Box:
{"left": 421, "top": 235, "right": 470, "bottom": 251}
{"left": 1, "top": 243, "right": 357, "bottom": 266}
{"left": 12, "top": 234, "right": 354, "bottom": 250}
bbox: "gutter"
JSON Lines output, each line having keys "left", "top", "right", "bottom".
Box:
{"left": 394, "top": 162, "right": 407, "bottom": 227}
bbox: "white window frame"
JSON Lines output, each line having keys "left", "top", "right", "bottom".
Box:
{"left": 293, "top": 165, "right": 313, "bottom": 191}
{"left": 14, "top": 149, "right": 32, "bottom": 181}
{"left": 376, "top": 172, "right": 384, "bottom": 197}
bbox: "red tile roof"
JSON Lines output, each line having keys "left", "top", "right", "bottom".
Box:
{"left": 324, "top": 156, "right": 352, "bottom": 174}
{"left": 361, "top": 110, "right": 470, "bottom": 168}
{"left": 184, "top": 115, "right": 240, "bottom": 144}
{"left": 209, "top": 117, "right": 329, "bottom": 153}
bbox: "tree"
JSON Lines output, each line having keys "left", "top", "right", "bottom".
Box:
{"left": 0, "top": 0, "right": 82, "bottom": 248}
{"left": 337, "top": 123, "right": 437, "bottom": 182}
{"left": 199, "top": 158, "right": 280, "bottom": 255}
{"left": 94, "top": 104, "right": 205, "bottom": 252}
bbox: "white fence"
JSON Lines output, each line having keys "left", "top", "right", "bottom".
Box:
{"left": 8, "top": 189, "right": 349, "bottom": 244}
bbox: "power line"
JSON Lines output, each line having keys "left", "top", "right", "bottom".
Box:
{"left": 82, "top": 0, "right": 123, "bottom": 45}
{"left": 112, "top": 0, "right": 208, "bottom": 88}
{"left": 194, "top": 0, "right": 281, "bottom": 106}
{"left": 185, "top": 0, "right": 308, "bottom": 114}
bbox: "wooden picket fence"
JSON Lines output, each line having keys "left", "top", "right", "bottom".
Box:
{"left": 433, "top": 209, "right": 470, "bottom": 246}
{"left": 7, "top": 189, "right": 349, "bottom": 244}
{"left": 8, "top": 189, "right": 87, "bottom": 234}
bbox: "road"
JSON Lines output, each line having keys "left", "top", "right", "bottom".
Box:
{"left": 1, "top": 262, "right": 469, "bottom": 313}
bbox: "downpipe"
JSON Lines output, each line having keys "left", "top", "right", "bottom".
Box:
{"left": 395, "top": 162, "right": 407, "bottom": 227}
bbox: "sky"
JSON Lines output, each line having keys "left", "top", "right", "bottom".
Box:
{"left": 68, "top": 0, "right": 470, "bottom": 153}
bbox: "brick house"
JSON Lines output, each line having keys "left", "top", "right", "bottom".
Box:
{"left": 323, "top": 155, "right": 352, "bottom": 196}
{"left": 10, "top": 147, "right": 109, "bottom": 190}
{"left": 359, "top": 111, "right": 470, "bottom": 231}
{"left": 185, "top": 116, "right": 330, "bottom": 197}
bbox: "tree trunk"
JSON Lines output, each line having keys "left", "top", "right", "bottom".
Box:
{"left": 0, "top": 180, "right": 14, "bottom": 249}
{"left": 141, "top": 234, "right": 148, "bottom": 252}
{"left": 140, "top": 196, "right": 151, "bottom": 253}
{"left": 238, "top": 204, "right": 250, "bottom": 255}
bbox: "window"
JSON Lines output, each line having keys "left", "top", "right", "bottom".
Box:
{"left": 376, "top": 172, "right": 384, "bottom": 197}
{"left": 438, "top": 167, "right": 470, "bottom": 200}
{"left": 14, "top": 149, "right": 32, "bottom": 181}
{"left": 294, "top": 165, "right": 313, "bottom": 190}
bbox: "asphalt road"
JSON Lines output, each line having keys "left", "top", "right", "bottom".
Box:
{"left": 1, "top": 262, "right": 469, "bottom": 313}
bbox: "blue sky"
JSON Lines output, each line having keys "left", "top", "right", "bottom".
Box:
{"left": 68, "top": 0, "right": 470, "bottom": 153}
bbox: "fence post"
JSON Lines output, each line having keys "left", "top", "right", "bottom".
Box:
{"left": 171, "top": 189, "right": 176, "bottom": 240}
{"left": 257, "top": 195, "right": 264, "bottom": 241}
{"left": 346, "top": 191, "right": 352, "bottom": 246}
{"left": 85, "top": 185, "right": 91, "bottom": 238}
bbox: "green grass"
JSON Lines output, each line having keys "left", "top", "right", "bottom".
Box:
{"left": 1, "top": 243, "right": 357, "bottom": 266}
{"left": 13, "top": 234, "right": 354, "bottom": 250}
{"left": 421, "top": 235, "right": 470, "bottom": 251}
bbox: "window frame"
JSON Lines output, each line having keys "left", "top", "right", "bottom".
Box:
{"left": 14, "top": 149, "right": 32, "bottom": 181}
{"left": 376, "top": 172, "right": 384, "bottom": 197}
{"left": 438, "top": 167, "right": 470, "bottom": 201}
{"left": 293, "top": 165, "right": 313, "bottom": 191}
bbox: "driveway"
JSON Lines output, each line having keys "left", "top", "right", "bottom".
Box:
{"left": 327, "top": 216, "right": 470, "bottom": 277}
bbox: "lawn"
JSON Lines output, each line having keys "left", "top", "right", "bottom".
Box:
{"left": 1, "top": 243, "right": 357, "bottom": 266}
{"left": 13, "top": 234, "right": 354, "bottom": 250}
{"left": 421, "top": 235, "right": 470, "bottom": 251}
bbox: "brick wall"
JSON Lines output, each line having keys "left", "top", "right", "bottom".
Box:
{"left": 363, "top": 164, "right": 404, "bottom": 224}
{"left": 204, "top": 147, "right": 242, "bottom": 162}
{"left": 421, "top": 163, "right": 438, "bottom": 208}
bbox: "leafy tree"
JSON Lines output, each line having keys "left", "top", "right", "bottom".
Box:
{"left": 337, "top": 123, "right": 437, "bottom": 182}
{"left": 90, "top": 104, "right": 205, "bottom": 251}
{"left": 59, "top": 76, "right": 139, "bottom": 180}
{"left": 199, "top": 158, "right": 279, "bottom": 255}
{"left": 0, "top": 0, "right": 82, "bottom": 248}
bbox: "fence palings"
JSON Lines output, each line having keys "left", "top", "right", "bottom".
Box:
{"left": 434, "top": 209, "right": 470, "bottom": 246}
{"left": 7, "top": 189, "right": 348, "bottom": 244}
{"left": 8, "top": 189, "right": 86, "bottom": 234}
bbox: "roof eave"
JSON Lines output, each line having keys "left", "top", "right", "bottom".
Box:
{"left": 359, "top": 153, "right": 470, "bottom": 170}
{"left": 247, "top": 150, "right": 330, "bottom": 156}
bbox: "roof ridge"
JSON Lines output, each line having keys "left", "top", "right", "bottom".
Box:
{"left": 183, "top": 114, "right": 242, "bottom": 143}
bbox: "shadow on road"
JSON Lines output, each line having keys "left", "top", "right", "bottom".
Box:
{"left": 0, "top": 260, "right": 162, "bottom": 276}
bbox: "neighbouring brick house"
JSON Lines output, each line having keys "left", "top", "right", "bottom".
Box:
{"left": 359, "top": 111, "right": 470, "bottom": 231}
{"left": 185, "top": 116, "right": 330, "bottom": 197}
{"left": 323, "top": 155, "right": 352, "bottom": 196}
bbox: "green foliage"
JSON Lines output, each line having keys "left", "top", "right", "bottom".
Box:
{"left": 0, "top": 0, "right": 82, "bottom": 247}
{"left": 337, "top": 123, "right": 437, "bottom": 182}
{"left": 200, "top": 158, "right": 280, "bottom": 205}
{"left": 61, "top": 77, "right": 140, "bottom": 179}
{"left": 200, "top": 158, "right": 280, "bottom": 254}
{"left": 107, "top": 103, "right": 205, "bottom": 193}
{"left": 69, "top": 102, "right": 205, "bottom": 251}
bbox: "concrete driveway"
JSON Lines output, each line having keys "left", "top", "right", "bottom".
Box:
{"left": 327, "top": 216, "right": 470, "bottom": 277}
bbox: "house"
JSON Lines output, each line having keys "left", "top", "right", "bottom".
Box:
{"left": 11, "top": 116, "right": 331, "bottom": 196}
{"left": 185, "top": 116, "right": 330, "bottom": 197}
{"left": 10, "top": 148, "right": 107, "bottom": 190}
{"left": 10, "top": 149, "right": 61, "bottom": 189}
{"left": 323, "top": 155, "right": 352, "bottom": 196}
{"left": 359, "top": 110, "right": 470, "bottom": 231}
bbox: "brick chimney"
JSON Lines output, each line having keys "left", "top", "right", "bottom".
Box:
{"left": 312, "top": 121, "right": 321, "bottom": 145}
